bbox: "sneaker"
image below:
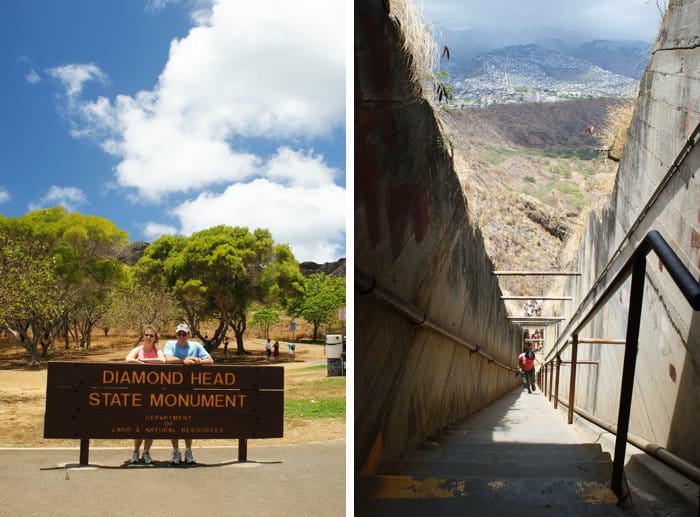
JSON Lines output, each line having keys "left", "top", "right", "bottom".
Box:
{"left": 184, "top": 448, "right": 195, "bottom": 464}
{"left": 130, "top": 450, "right": 140, "bottom": 464}
{"left": 170, "top": 449, "right": 181, "bottom": 465}
{"left": 142, "top": 451, "right": 153, "bottom": 465}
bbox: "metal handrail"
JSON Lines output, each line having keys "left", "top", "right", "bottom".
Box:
{"left": 356, "top": 267, "right": 516, "bottom": 372}
{"left": 542, "top": 230, "right": 699, "bottom": 496}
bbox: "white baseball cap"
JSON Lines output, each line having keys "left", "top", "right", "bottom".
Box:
{"left": 175, "top": 323, "right": 190, "bottom": 333}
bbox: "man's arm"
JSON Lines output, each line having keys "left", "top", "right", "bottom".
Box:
{"left": 163, "top": 342, "right": 183, "bottom": 363}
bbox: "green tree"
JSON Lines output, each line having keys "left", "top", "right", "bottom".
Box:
{"left": 294, "top": 273, "right": 345, "bottom": 342}
{"left": 136, "top": 225, "right": 304, "bottom": 354}
{"left": 0, "top": 219, "right": 66, "bottom": 365}
{"left": 250, "top": 305, "right": 282, "bottom": 340}
{"left": 0, "top": 207, "right": 129, "bottom": 355}
{"left": 28, "top": 208, "right": 129, "bottom": 348}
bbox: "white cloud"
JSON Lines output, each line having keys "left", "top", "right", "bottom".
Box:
{"left": 170, "top": 148, "right": 345, "bottom": 262}
{"left": 25, "top": 69, "right": 41, "bottom": 84}
{"left": 0, "top": 187, "right": 10, "bottom": 204}
{"left": 47, "top": 63, "right": 107, "bottom": 98}
{"left": 29, "top": 186, "right": 87, "bottom": 212}
{"left": 54, "top": 0, "right": 346, "bottom": 261}
{"left": 68, "top": 0, "right": 345, "bottom": 201}
{"left": 262, "top": 147, "right": 340, "bottom": 188}
{"left": 143, "top": 222, "right": 178, "bottom": 240}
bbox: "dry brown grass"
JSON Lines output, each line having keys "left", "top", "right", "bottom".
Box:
{"left": 596, "top": 100, "right": 635, "bottom": 160}
{"left": 0, "top": 332, "right": 344, "bottom": 448}
{"left": 389, "top": 0, "right": 437, "bottom": 99}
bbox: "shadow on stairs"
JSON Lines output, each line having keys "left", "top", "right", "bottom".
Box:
{"left": 356, "top": 388, "right": 634, "bottom": 516}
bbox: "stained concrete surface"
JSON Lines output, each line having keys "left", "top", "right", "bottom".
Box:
{"left": 357, "top": 388, "right": 699, "bottom": 516}
{"left": 0, "top": 439, "right": 345, "bottom": 517}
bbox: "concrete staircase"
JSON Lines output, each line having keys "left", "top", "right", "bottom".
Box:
{"left": 357, "top": 387, "right": 630, "bottom": 516}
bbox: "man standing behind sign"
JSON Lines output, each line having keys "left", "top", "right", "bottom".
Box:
{"left": 163, "top": 323, "right": 214, "bottom": 465}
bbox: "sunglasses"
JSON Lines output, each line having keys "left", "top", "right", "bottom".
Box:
{"left": 176, "top": 332, "right": 188, "bottom": 336}
{"left": 143, "top": 334, "right": 155, "bottom": 338}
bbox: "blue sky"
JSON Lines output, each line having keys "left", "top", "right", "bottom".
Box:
{"left": 1, "top": 0, "right": 346, "bottom": 263}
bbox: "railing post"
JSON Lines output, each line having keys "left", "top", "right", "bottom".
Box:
{"left": 554, "top": 355, "right": 561, "bottom": 409}
{"left": 567, "top": 334, "right": 579, "bottom": 424}
{"left": 612, "top": 254, "right": 647, "bottom": 497}
{"left": 543, "top": 362, "right": 548, "bottom": 397}
{"left": 548, "top": 361, "right": 554, "bottom": 401}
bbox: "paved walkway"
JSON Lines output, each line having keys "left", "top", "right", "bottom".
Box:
{"left": 0, "top": 439, "right": 345, "bottom": 517}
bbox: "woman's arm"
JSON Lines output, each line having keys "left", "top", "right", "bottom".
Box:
{"left": 125, "top": 347, "right": 141, "bottom": 362}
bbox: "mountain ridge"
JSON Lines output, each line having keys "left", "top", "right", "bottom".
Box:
{"left": 443, "top": 43, "right": 640, "bottom": 106}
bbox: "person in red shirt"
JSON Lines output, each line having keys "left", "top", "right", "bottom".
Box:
{"left": 518, "top": 348, "right": 540, "bottom": 394}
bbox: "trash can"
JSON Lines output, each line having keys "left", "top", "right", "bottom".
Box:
{"left": 325, "top": 334, "right": 343, "bottom": 376}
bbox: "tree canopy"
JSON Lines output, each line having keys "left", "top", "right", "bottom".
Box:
{"left": 135, "top": 225, "right": 304, "bottom": 353}
{"left": 0, "top": 208, "right": 129, "bottom": 362}
{"left": 292, "top": 273, "right": 346, "bottom": 341}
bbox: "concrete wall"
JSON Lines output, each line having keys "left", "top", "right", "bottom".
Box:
{"left": 550, "top": 0, "right": 700, "bottom": 465}
{"left": 355, "top": 1, "right": 522, "bottom": 472}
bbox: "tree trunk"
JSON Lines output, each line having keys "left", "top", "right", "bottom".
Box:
{"left": 191, "top": 318, "right": 227, "bottom": 353}
{"left": 7, "top": 325, "right": 40, "bottom": 365}
{"left": 62, "top": 313, "right": 70, "bottom": 350}
{"left": 231, "top": 315, "right": 248, "bottom": 354}
{"left": 313, "top": 320, "right": 320, "bottom": 342}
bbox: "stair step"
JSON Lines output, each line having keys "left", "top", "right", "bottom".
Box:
{"left": 387, "top": 460, "right": 612, "bottom": 481}
{"left": 403, "top": 443, "right": 610, "bottom": 463}
{"left": 356, "top": 474, "right": 623, "bottom": 516}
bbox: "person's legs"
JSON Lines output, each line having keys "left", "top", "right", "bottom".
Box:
{"left": 130, "top": 438, "right": 143, "bottom": 463}
{"left": 170, "top": 438, "right": 181, "bottom": 465}
{"left": 184, "top": 439, "right": 196, "bottom": 464}
{"left": 142, "top": 439, "right": 154, "bottom": 464}
{"left": 526, "top": 370, "right": 536, "bottom": 392}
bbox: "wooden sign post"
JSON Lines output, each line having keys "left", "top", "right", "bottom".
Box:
{"left": 44, "top": 361, "right": 284, "bottom": 465}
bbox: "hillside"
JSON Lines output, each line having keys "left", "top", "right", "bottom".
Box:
{"left": 441, "top": 98, "right": 623, "bottom": 306}
{"left": 443, "top": 44, "right": 640, "bottom": 106}
{"left": 299, "top": 258, "right": 346, "bottom": 278}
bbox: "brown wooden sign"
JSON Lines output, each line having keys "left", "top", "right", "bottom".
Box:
{"left": 44, "top": 362, "right": 284, "bottom": 440}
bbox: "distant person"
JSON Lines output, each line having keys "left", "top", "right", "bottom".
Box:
{"left": 518, "top": 348, "right": 539, "bottom": 394}
{"left": 531, "top": 329, "right": 542, "bottom": 351}
{"left": 125, "top": 324, "right": 165, "bottom": 464}
{"left": 163, "top": 323, "right": 214, "bottom": 465}
{"left": 288, "top": 341, "right": 295, "bottom": 358}
{"left": 273, "top": 340, "right": 280, "bottom": 360}
{"left": 265, "top": 338, "right": 272, "bottom": 362}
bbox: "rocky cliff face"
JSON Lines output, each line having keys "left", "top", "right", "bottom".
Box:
{"left": 299, "top": 258, "right": 346, "bottom": 278}
{"left": 355, "top": 0, "right": 521, "bottom": 472}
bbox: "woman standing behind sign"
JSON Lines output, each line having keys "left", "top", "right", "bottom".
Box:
{"left": 125, "top": 324, "right": 165, "bottom": 464}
